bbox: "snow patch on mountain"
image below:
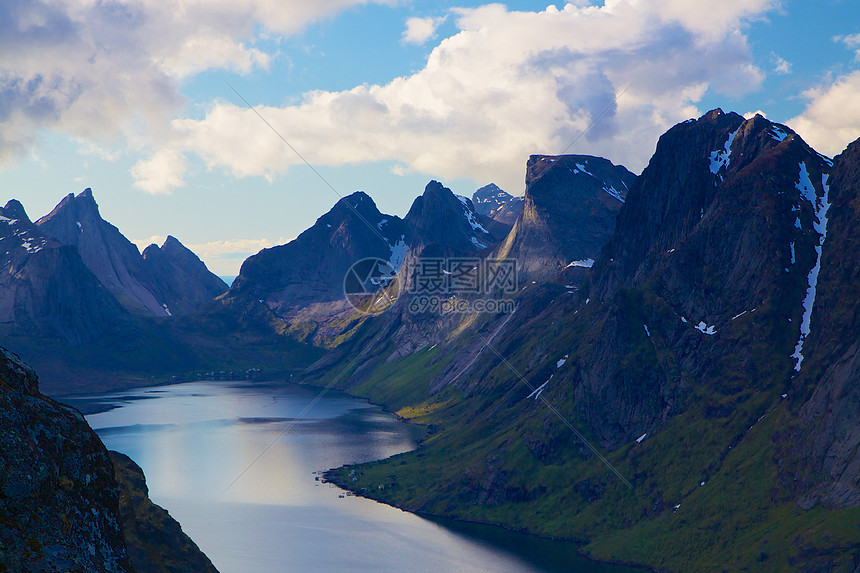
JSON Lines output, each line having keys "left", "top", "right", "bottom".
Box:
{"left": 792, "top": 171, "right": 831, "bottom": 371}
{"left": 709, "top": 127, "right": 740, "bottom": 179}
{"left": 566, "top": 258, "right": 594, "bottom": 268}
{"left": 389, "top": 237, "right": 408, "bottom": 272}
{"left": 695, "top": 321, "right": 717, "bottom": 335}
{"left": 769, "top": 125, "right": 789, "bottom": 142}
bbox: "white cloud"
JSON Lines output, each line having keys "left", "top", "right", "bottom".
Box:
{"left": 131, "top": 236, "right": 292, "bottom": 275}
{"left": 0, "top": 0, "right": 394, "bottom": 167}
{"left": 744, "top": 109, "right": 767, "bottom": 119}
{"left": 788, "top": 71, "right": 860, "bottom": 157}
{"left": 402, "top": 16, "right": 447, "bottom": 45}
{"left": 132, "top": 235, "right": 169, "bottom": 253}
{"left": 835, "top": 33, "right": 860, "bottom": 60}
{"left": 771, "top": 52, "right": 792, "bottom": 75}
{"left": 157, "top": 1, "right": 772, "bottom": 192}
{"left": 188, "top": 238, "right": 293, "bottom": 275}
{"left": 131, "top": 150, "right": 187, "bottom": 194}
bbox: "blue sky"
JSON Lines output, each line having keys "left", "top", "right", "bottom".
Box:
{"left": 1, "top": 0, "right": 859, "bottom": 275}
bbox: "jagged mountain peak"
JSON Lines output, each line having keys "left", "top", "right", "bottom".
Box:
{"left": 3, "top": 199, "right": 31, "bottom": 222}
{"left": 141, "top": 235, "right": 228, "bottom": 315}
{"left": 496, "top": 153, "right": 634, "bottom": 280}
{"left": 404, "top": 180, "right": 495, "bottom": 252}
{"left": 33, "top": 189, "right": 224, "bottom": 317}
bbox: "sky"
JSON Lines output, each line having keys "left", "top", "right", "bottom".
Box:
{"left": 1, "top": 0, "right": 859, "bottom": 276}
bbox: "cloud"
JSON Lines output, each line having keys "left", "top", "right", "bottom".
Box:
{"left": 157, "top": 1, "right": 773, "bottom": 192}
{"left": 788, "top": 71, "right": 860, "bottom": 157}
{"left": 131, "top": 236, "right": 292, "bottom": 275}
{"left": 186, "top": 238, "right": 294, "bottom": 275}
{"left": 834, "top": 33, "right": 860, "bottom": 60}
{"left": 0, "top": 0, "right": 395, "bottom": 167}
{"left": 771, "top": 52, "right": 792, "bottom": 75}
{"left": 402, "top": 16, "right": 447, "bottom": 45}
{"left": 131, "top": 149, "right": 187, "bottom": 194}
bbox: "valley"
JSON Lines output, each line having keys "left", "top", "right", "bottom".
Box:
{"left": 2, "top": 109, "right": 860, "bottom": 572}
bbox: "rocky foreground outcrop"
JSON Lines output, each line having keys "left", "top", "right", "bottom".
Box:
{"left": 0, "top": 347, "right": 218, "bottom": 572}
{"left": 0, "top": 346, "right": 132, "bottom": 572}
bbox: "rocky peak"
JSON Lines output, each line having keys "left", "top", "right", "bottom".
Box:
{"left": 404, "top": 180, "right": 496, "bottom": 252}
{"left": 595, "top": 109, "right": 831, "bottom": 296}
{"left": 496, "top": 154, "right": 634, "bottom": 280}
{"left": 231, "top": 190, "right": 406, "bottom": 315}
{"left": 141, "top": 235, "right": 228, "bottom": 316}
{"left": 472, "top": 183, "right": 513, "bottom": 215}
{"left": 472, "top": 183, "right": 524, "bottom": 233}
{"left": 3, "top": 199, "right": 31, "bottom": 222}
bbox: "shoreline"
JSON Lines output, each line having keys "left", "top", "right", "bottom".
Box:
{"left": 59, "top": 373, "right": 654, "bottom": 572}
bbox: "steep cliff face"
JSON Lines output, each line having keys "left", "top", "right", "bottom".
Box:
{"left": 560, "top": 110, "right": 832, "bottom": 448}
{"left": 36, "top": 189, "right": 168, "bottom": 317}
{"left": 231, "top": 191, "right": 407, "bottom": 315}
{"left": 141, "top": 236, "right": 228, "bottom": 316}
{"left": 403, "top": 181, "right": 497, "bottom": 252}
{"left": 781, "top": 136, "right": 860, "bottom": 511}
{"left": 0, "top": 347, "right": 221, "bottom": 572}
{"left": 496, "top": 154, "right": 633, "bottom": 280}
{"left": 0, "top": 346, "right": 133, "bottom": 572}
{"left": 0, "top": 200, "right": 128, "bottom": 345}
{"left": 111, "top": 452, "right": 219, "bottom": 573}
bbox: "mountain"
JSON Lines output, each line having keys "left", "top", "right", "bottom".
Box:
{"left": 36, "top": 189, "right": 225, "bottom": 317}
{"left": 305, "top": 110, "right": 860, "bottom": 572}
{"left": 228, "top": 182, "right": 502, "bottom": 342}
{"left": 496, "top": 154, "right": 635, "bottom": 280}
{"left": 0, "top": 346, "right": 218, "bottom": 571}
{"left": 142, "top": 236, "right": 228, "bottom": 316}
{"left": 403, "top": 180, "right": 498, "bottom": 252}
{"left": 472, "top": 183, "right": 524, "bottom": 227}
{"left": 231, "top": 191, "right": 407, "bottom": 314}
{"left": 0, "top": 199, "right": 129, "bottom": 345}
{"left": 36, "top": 188, "right": 169, "bottom": 316}
{"left": 780, "top": 136, "right": 860, "bottom": 512}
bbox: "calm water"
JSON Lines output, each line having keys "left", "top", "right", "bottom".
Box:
{"left": 69, "top": 380, "right": 637, "bottom": 573}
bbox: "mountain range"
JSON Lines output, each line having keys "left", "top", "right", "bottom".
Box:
{"left": 2, "top": 109, "right": 859, "bottom": 571}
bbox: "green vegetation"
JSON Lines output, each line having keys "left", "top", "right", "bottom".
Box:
{"left": 319, "top": 284, "right": 860, "bottom": 572}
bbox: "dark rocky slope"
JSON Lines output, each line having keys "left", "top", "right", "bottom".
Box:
{"left": 36, "top": 189, "right": 225, "bottom": 317}
{"left": 0, "top": 200, "right": 129, "bottom": 345}
{"left": 142, "top": 236, "right": 228, "bottom": 316}
{"left": 111, "top": 452, "right": 219, "bottom": 573}
{"left": 0, "top": 346, "right": 219, "bottom": 571}
{"left": 0, "top": 346, "right": 131, "bottom": 571}
{"left": 496, "top": 154, "right": 634, "bottom": 280}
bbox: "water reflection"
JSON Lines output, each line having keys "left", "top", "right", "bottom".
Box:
{"left": 68, "top": 380, "right": 639, "bottom": 573}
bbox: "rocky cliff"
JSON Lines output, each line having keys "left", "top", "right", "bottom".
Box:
{"left": 141, "top": 236, "right": 228, "bottom": 316}
{"left": 496, "top": 154, "right": 634, "bottom": 280}
{"left": 0, "top": 346, "right": 132, "bottom": 571}
{"left": 0, "top": 200, "right": 129, "bottom": 345}
{"left": 0, "top": 346, "right": 219, "bottom": 571}
{"left": 36, "top": 189, "right": 225, "bottom": 317}
{"left": 111, "top": 452, "right": 219, "bottom": 573}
